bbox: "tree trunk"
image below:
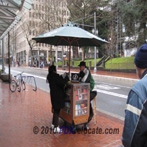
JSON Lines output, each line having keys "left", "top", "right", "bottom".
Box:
{"left": 82, "top": 48, "right": 85, "bottom": 61}
{"left": 30, "top": 50, "right": 33, "bottom": 67}
{"left": 75, "top": 47, "right": 79, "bottom": 58}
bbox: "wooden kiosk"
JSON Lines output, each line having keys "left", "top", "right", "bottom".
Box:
{"left": 59, "top": 82, "right": 90, "bottom": 126}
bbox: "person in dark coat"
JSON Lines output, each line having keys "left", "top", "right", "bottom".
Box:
{"left": 47, "top": 65, "right": 69, "bottom": 133}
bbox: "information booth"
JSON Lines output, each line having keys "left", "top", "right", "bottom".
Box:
{"left": 59, "top": 82, "right": 90, "bottom": 127}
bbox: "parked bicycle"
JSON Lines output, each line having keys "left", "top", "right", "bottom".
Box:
{"left": 9, "top": 71, "right": 26, "bottom": 92}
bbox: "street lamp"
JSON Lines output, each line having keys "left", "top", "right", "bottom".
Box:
{"left": 92, "top": 29, "right": 98, "bottom": 35}
{"left": 56, "top": 46, "right": 58, "bottom": 69}
{"left": 93, "top": 12, "right": 98, "bottom": 73}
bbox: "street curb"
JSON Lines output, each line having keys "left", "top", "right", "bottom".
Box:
{"left": 16, "top": 66, "right": 138, "bottom": 87}
{"left": 96, "top": 108, "right": 124, "bottom": 121}
{"left": 57, "top": 69, "right": 138, "bottom": 87}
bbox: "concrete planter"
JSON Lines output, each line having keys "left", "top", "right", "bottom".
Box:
{"left": 0, "top": 72, "right": 11, "bottom": 82}
{"left": 0, "top": 70, "right": 3, "bottom": 79}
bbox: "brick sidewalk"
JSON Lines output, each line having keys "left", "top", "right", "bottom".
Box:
{"left": 0, "top": 81, "right": 123, "bottom": 147}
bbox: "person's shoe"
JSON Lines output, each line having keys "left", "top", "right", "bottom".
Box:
{"left": 54, "top": 127, "right": 62, "bottom": 133}
{"left": 84, "top": 124, "right": 89, "bottom": 130}
{"left": 51, "top": 124, "right": 54, "bottom": 129}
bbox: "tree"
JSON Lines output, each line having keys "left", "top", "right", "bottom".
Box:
{"left": 20, "top": 20, "right": 36, "bottom": 66}
{"left": 117, "top": 0, "right": 147, "bottom": 47}
{"left": 67, "top": 0, "right": 111, "bottom": 59}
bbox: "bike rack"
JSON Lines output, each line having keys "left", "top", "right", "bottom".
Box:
{"left": 22, "top": 76, "right": 37, "bottom": 91}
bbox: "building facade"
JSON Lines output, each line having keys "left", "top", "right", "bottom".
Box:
{"left": 2, "top": 0, "right": 70, "bottom": 66}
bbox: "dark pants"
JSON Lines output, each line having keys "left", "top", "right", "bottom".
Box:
{"left": 88, "top": 91, "right": 97, "bottom": 122}
{"left": 52, "top": 109, "right": 60, "bottom": 127}
{"left": 90, "top": 91, "right": 97, "bottom": 101}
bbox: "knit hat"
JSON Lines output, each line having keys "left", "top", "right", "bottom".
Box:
{"left": 135, "top": 44, "right": 147, "bottom": 69}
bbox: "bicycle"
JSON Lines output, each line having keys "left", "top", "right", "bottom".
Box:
{"left": 9, "top": 71, "right": 26, "bottom": 92}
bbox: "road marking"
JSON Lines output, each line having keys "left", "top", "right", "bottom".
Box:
{"left": 94, "top": 89, "right": 128, "bottom": 99}
{"left": 95, "top": 81, "right": 131, "bottom": 89}
{"left": 92, "top": 73, "right": 138, "bottom": 81}
{"left": 9, "top": 69, "right": 128, "bottom": 99}
{"left": 95, "top": 84, "right": 120, "bottom": 90}
{"left": 8, "top": 70, "right": 46, "bottom": 80}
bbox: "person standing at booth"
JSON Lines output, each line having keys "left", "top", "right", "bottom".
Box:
{"left": 47, "top": 65, "right": 69, "bottom": 133}
{"left": 78, "top": 61, "right": 97, "bottom": 126}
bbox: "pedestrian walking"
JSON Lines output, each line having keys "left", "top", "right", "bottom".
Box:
{"left": 40, "top": 60, "right": 44, "bottom": 68}
{"left": 122, "top": 43, "right": 147, "bottom": 147}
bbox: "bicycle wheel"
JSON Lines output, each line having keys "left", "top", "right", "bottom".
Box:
{"left": 22, "top": 81, "right": 26, "bottom": 90}
{"left": 9, "top": 80, "right": 17, "bottom": 92}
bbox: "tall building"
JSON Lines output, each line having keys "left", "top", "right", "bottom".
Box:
{"left": 4, "top": 0, "right": 70, "bottom": 66}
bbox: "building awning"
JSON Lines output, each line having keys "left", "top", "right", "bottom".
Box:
{"left": 0, "top": 0, "right": 32, "bottom": 39}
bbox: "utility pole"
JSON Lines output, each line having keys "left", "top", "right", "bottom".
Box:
{"left": 56, "top": 46, "right": 58, "bottom": 69}
{"left": 94, "top": 12, "right": 97, "bottom": 73}
{"left": 116, "top": 4, "right": 119, "bottom": 57}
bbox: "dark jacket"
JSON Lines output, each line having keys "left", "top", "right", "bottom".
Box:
{"left": 122, "top": 69, "right": 147, "bottom": 147}
{"left": 79, "top": 68, "right": 91, "bottom": 83}
{"left": 47, "top": 72, "right": 68, "bottom": 110}
{"left": 79, "top": 67, "right": 95, "bottom": 91}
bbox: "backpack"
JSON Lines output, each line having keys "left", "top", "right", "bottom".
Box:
{"left": 90, "top": 74, "right": 95, "bottom": 91}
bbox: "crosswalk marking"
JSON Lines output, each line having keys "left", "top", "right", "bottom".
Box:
{"left": 94, "top": 89, "right": 128, "bottom": 99}
{"left": 9, "top": 69, "right": 128, "bottom": 100}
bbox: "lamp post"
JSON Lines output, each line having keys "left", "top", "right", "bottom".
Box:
{"left": 56, "top": 46, "right": 58, "bottom": 69}
{"left": 93, "top": 12, "right": 98, "bottom": 73}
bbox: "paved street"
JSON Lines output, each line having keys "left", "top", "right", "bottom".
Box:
{"left": 5, "top": 66, "right": 132, "bottom": 120}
